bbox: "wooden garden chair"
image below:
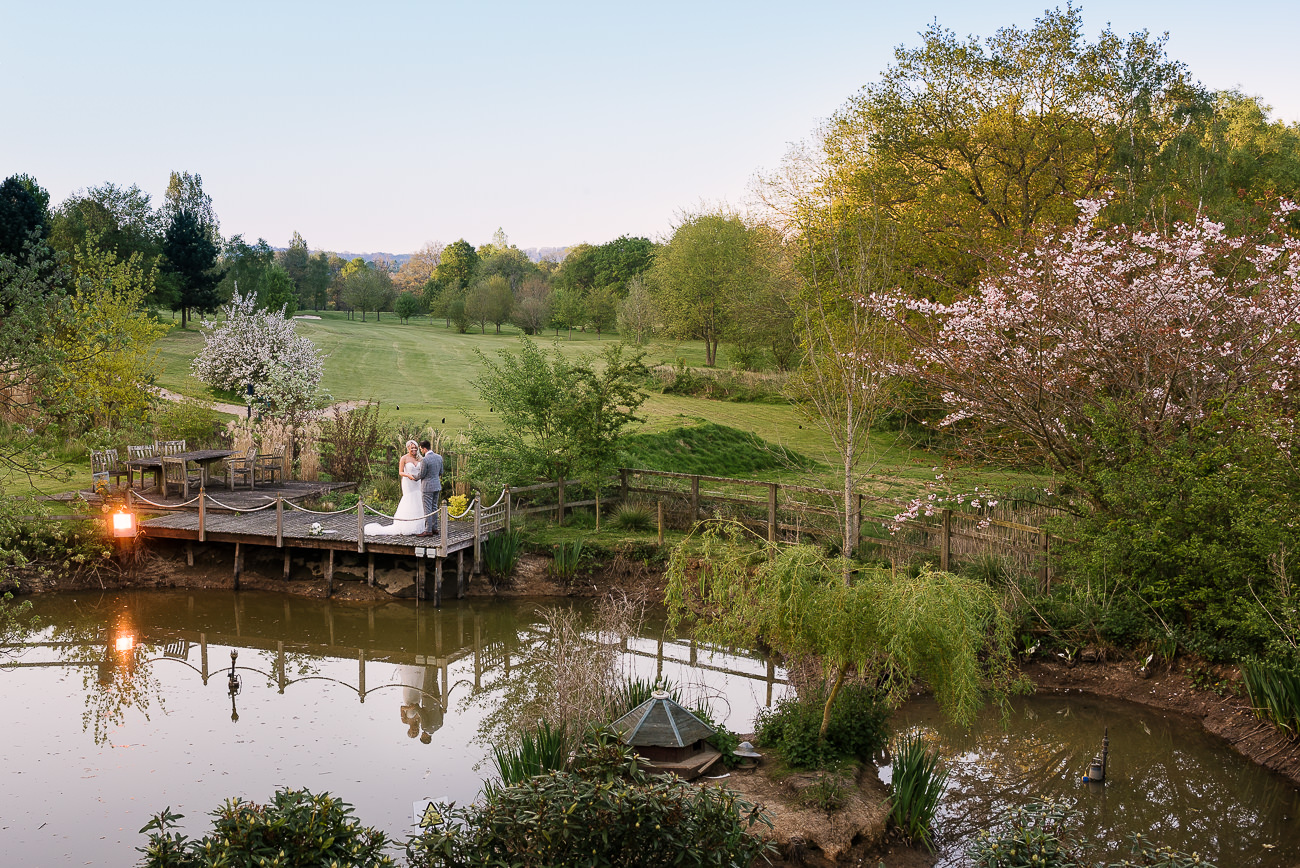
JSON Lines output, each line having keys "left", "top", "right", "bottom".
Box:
{"left": 127, "top": 445, "right": 154, "bottom": 489}
{"left": 102, "top": 448, "right": 131, "bottom": 489}
{"left": 256, "top": 444, "right": 286, "bottom": 486}
{"left": 225, "top": 445, "right": 258, "bottom": 490}
{"left": 160, "top": 455, "right": 201, "bottom": 499}
{"left": 90, "top": 450, "right": 109, "bottom": 492}
{"left": 156, "top": 439, "right": 187, "bottom": 457}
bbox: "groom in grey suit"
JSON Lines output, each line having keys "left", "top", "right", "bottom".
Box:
{"left": 412, "top": 440, "right": 443, "bottom": 536}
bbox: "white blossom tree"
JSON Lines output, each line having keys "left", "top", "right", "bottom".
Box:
{"left": 193, "top": 289, "right": 325, "bottom": 420}
{"left": 871, "top": 199, "right": 1300, "bottom": 506}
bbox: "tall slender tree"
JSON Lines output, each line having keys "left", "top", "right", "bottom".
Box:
{"left": 160, "top": 207, "right": 222, "bottom": 327}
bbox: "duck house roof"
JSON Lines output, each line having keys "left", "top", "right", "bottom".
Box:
{"left": 612, "top": 690, "right": 716, "bottom": 748}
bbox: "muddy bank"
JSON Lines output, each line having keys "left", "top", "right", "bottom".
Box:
{"left": 18, "top": 539, "right": 669, "bottom": 604}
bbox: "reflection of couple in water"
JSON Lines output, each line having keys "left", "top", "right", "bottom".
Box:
{"left": 364, "top": 440, "right": 443, "bottom": 537}
{"left": 395, "top": 664, "right": 444, "bottom": 744}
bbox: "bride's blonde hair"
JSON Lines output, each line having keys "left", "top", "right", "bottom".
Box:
{"left": 405, "top": 439, "right": 419, "bottom": 449}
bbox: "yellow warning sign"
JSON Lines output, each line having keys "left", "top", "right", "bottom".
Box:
{"left": 412, "top": 800, "right": 443, "bottom": 828}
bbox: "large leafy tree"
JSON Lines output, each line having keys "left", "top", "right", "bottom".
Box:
{"left": 468, "top": 338, "right": 648, "bottom": 489}
{"left": 649, "top": 210, "right": 770, "bottom": 366}
{"left": 827, "top": 6, "right": 1201, "bottom": 297}
{"left": 340, "top": 259, "right": 393, "bottom": 321}
{"left": 277, "top": 230, "right": 311, "bottom": 296}
{"left": 52, "top": 240, "right": 168, "bottom": 430}
{"left": 465, "top": 274, "right": 514, "bottom": 333}
{"left": 49, "top": 183, "right": 161, "bottom": 277}
{"left": 0, "top": 174, "right": 51, "bottom": 260}
{"left": 435, "top": 239, "right": 480, "bottom": 289}
{"left": 160, "top": 207, "right": 222, "bottom": 327}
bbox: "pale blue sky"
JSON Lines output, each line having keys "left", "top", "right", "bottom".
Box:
{"left": 3, "top": 1, "right": 1296, "bottom": 254}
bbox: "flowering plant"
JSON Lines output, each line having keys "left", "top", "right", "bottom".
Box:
{"left": 309, "top": 522, "right": 323, "bottom": 536}
{"left": 447, "top": 494, "right": 469, "bottom": 519}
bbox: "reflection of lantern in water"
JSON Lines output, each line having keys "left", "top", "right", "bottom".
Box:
{"left": 228, "top": 650, "right": 242, "bottom": 723}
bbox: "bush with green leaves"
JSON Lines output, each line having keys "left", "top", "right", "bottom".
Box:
{"left": 406, "top": 733, "right": 774, "bottom": 868}
{"left": 153, "top": 399, "right": 226, "bottom": 449}
{"left": 755, "top": 682, "right": 890, "bottom": 769}
{"left": 135, "top": 788, "right": 396, "bottom": 868}
{"left": 610, "top": 500, "right": 654, "bottom": 532}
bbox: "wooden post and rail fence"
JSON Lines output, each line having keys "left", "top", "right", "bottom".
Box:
{"left": 506, "top": 469, "right": 1060, "bottom": 588}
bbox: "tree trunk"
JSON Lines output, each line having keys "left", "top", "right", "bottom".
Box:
{"left": 819, "top": 661, "right": 849, "bottom": 740}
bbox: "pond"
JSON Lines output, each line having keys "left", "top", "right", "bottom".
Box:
{"left": 1, "top": 590, "right": 786, "bottom": 866}
{"left": 5, "top": 591, "right": 1300, "bottom": 867}
{"left": 888, "top": 695, "right": 1300, "bottom": 865}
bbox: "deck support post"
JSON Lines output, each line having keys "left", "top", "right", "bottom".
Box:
{"left": 275, "top": 497, "right": 283, "bottom": 547}
{"left": 326, "top": 549, "right": 334, "bottom": 597}
{"left": 434, "top": 558, "right": 443, "bottom": 608}
{"left": 357, "top": 500, "right": 366, "bottom": 553}
{"left": 198, "top": 486, "right": 207, "bottom": 542}
{"left": 233, "top": 541, "right": 242, "bottom": 589}
{"left": 283, "top": 549, "right": 291, "bottom": 580}
{"left": 367, "top": 553, "right": 375, "bottom": 587}
{"left": 417, "top": 557, "right": 426, "bottom": 600}
{"left": 186, "top": 542, "right": 194, "bottom": 567}
{"left": 457, "top": 550, "right": 464, "bottom": 599}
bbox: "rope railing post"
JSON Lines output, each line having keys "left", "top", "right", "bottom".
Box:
{"left": 275, "top": 496, "right": 283, "bottom": 547}
{"left": 357, "top": 499, "right": 366, "bottom": 553}
{"left": 198, "top": 485, "right": 206, "bottom": 542}
{"left": 473, "top": 496, "right": 482, "bottom": 565}
{"left": 439, "top": 503, "right": 448, "bottom": 558}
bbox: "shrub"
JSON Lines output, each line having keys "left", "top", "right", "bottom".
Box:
{"left": 407, "top": 735, "right": 774, "bottom": 868}
{"left": 153, "top": 399, "right": 224, "bottom": 450}
{"left": 888, "top": 729, "right": 949, "bottom": 851}
{"left": 1241, "top": 656, "right": 1300, "bottom": 735}
{"left": 136, "top": 788, "right": 396, "bottom": 868}
{"left": 756, "top": 683, "right": 890, "bottom": 769}
{"left": 319, "top": 401, "right": 383, "bottom": 484}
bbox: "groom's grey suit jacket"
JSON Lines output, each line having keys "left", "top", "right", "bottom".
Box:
{"left": 413, "top": 450, "right": 443, "bottom": 492}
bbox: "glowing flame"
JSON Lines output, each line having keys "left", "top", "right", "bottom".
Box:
{"left": 115, "top": 634, "right": 135, "bottom": 652}
{"left": 111, "top": 510, "right": 135, "bottom": 537}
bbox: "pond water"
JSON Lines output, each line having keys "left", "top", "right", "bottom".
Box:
{"left": 888, "top": 695, "right": 1300, "bottom": 866}
{"left": 1, "top": 590, "right": 786, "bottom": 866}
{"left": 5, "top": 591, "right": 1300, "bottom": 867}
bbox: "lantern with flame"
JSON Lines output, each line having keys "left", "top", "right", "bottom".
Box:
{"left": 110, "top": 509, "right": 137, "bottom": 538}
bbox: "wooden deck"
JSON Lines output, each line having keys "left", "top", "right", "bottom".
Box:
{"left": 128, "top": 487, "right": 511, "bottom": 604}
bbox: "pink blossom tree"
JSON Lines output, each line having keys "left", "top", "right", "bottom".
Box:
{"left": 871, "top": 200, "right": 1300, "bottom": 507}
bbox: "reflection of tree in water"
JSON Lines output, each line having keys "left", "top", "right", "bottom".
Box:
{"left": 252, "top": 646, "right": 323, "bottom": 690}
{"left": 896, "top": 697, "right": 1300, "bottom": 866}
{"left": 43, "top": 597, "right": 166, "bottom": 747}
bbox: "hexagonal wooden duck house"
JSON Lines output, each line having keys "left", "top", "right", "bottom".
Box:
{"left": 612, "top": 690, "right": 721, "bottom": 779}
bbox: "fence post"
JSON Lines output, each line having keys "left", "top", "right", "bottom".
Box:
{"left": 1040, "top": 530, "right": 1050, "bottom": 592}
{"left": 357, "top": 499, "right": 366, "bottom": 553}
{"left": 853, "top": 494, "right": 863, "bottom": 553}
{"left": 941, "top": 509, "right": 952, "bottom": 572}
{"left": 275, "top": 496, "right": 283, "bottom": 547}
{"left": 657, "top": 500, "right": 664, "bottom": 546}
{"left": 595, "top": 486, "right": 601, "bottom": 532}
{"left": 198, "top": 486, "right": 206, "bottom": 542}
{"left": 557, "top": 477, "right": 565, "bottom": 525}
{"left": 690, "top": 476, "right": 700, "bottom": 525}
{"left": 505, "top": 488, "right": 513, "bottom": 531}
{"left": 767, "top": 483, "right": 778, "bottom": 544}
{"left": 620, "top": 468, "right": 628, "bottom": 503}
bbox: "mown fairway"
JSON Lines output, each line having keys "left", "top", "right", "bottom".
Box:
{"left": 153, "top": 312, "right": 1036, "bottom": 498}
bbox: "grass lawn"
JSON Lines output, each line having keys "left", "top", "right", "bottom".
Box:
{"left": 148, "top": 311, "right": 1044, "bottom": 503}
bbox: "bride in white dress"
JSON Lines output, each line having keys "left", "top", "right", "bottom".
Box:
{"left": 364, "top": 440, "right": 426, "bottom": 536}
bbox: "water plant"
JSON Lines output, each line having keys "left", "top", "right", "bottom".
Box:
{"left": 611, "top": 675, "right": 678, "bottom": 716}
{"left": 550, "top": 539, "right": 584, "bottom": 584}
{"left": 1240, "top": 656, "right": 1300, "bottom": 734}
{"left": 482, "top": 527, "right": 522, "bottom": 585}
{"left": 489, "top": 720, "right": 568, "bottom": 788}
{"left": 888, "top": 729, "right": 949, "bottom": 851}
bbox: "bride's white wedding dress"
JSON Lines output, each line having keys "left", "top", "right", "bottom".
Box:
{"left": 364, "top": 469, "right": 425, "bottom": 536}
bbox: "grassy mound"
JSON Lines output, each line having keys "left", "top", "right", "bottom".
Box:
{"left": 621, "top": 422, "right": 817, "bottom": 477}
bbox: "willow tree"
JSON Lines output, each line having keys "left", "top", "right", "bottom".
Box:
{"left": 666, "top": 525, "right": 1019, "bottom": 735}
